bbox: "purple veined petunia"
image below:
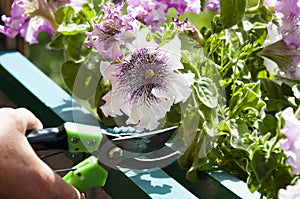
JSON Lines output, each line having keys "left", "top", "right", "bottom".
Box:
{"left": 126, "top": 0, "right": 200, "bottom": 26}
{"left": 85, "top": 2, "right": 139, "bottom": 61}
{"left": 274, "top": 0, "right": 300, "bottom": 79}
{"left": 279, "top": 107, "right": 300, "bottom": 174}
{"left": 99, "top": 28, "right": 195, "bottom": 130}
{"left": 278, "top": 179, "right": 300, "bottom": 199}
{"left": 275, "top": 0, "right": 300, "bottom": 50}
{"left": 126, "top": 0, "right": 168, "bottom": 26}
{"left": 0, "top": 0, "right": 58, "bottom": 44}
{"left": 205, "top": 0, "right": 220, "bottom": 12}
{"left": 0, "top": 0, "right": 87, "bottom": 44}
{"left": 261, "top": 35, "right": 300, "bottom": 80}
{"left": 172, "top": 17, "right": 197, "bottom": 33}
{"left": 157, "top": 0, "right": 201, "bottom": 15}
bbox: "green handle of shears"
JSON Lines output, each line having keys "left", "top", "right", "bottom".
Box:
{"left": 63, "top": 156, "right": 108, "bottom": 193}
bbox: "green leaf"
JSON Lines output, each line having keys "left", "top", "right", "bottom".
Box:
{"left": 61, "top": 51, "right": 103, "bottom": 100}
{"left": 185, "top": 166, "right": 199, "bottom": 183}
{"left": 195, "top": 77, "right": 218, "bottom": 108}
{"left": 258, "top": 6, "right": 273, "bottom": 22}
{"left": 55, "top": 6, "right": 75, "bottom": 24}
{"left": 258, "top": 114, "right": 277, "bottom": 136}
{"left": 274, "top": 75, "right": 300, "bottom": 87}
{"left": 251, "top": 149, "right": 280, "bottom": 182}
{"left": 178, "top": 132, "right": 200, "bottom": 169}
{"left": 226, "top": 119, "right": 251, "bottom": 150}
{"left": 292, "top": 84, "right": 300, "bottom": 100}
{"left": 179, "top": 131, "right": 206, "bottom": 183}
{"left": 260, "top": 78, "right": 291, "bottom": 112}
{"left": 229, "top": 81, "right": 265, "bottom": 118}
{"left": 165, "top": 8, "right": 178, "bottom": 23}
{"left": 247, "top": 171, "right": 261, "bottom": 192}
{"left": 82, "top": 3, "right": 95, "bottom": 19}
{"left": 47, "top": 33, "right": 64, "bottom": 50}
{"left": 265, "top": 99, "right": 291, "bottom": 112}
{"left": 58, "top": 24, "right": 90, "bottom": 35}
{"left": 180, "top": 10, "right": 216, "bottom": 30}
{"left": 219, "top": 0, "right": 247, "bottom": 29}
{"left": 249, "top": 22, "right": 267, "bottom": 45}
{"left": 61, "top": 61, "right": 81, "bottom": 91}
{"left": 260, "top": 78, "right": 284, "bottom": 100}
{"left": 177, "top": 95, "right": 200, "bottom": 145}
{"left": 65, "top": 34, "right": 91, "bottom": 62}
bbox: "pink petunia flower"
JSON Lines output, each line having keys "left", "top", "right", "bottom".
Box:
{"left": 99, "top": 28, "right": 194, "bottom": 130}
{"left": 127, "top": 0, "right": 167, "bottom": 26}
{"left": 205, "top": 0, "right": 220, "bottom": 12}
{"left": 263, "top": 0, "right": 300, "bottom": 80}
{"left": 0, "top": 0, "right": 58, "bottom": 44}
{"left": 126, "top": 0, "right": 200, "bottom": 26}
{"left": 275, "top": 0, "right": 300, "bottom": 50}
{"left": 85, "top": 2, "right": 138, "bottom": 61}
{"left": 279, "top": 107, "right": 300, "bottom": 174}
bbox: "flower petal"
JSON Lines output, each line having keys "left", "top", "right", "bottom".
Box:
{"left": 152, "top": 72, "right": 194, "bottom": 103}
{"left": 101, "top": 91, "right": 127, "bottom": 117}
{"left": 126, "top": 28, "right": 157, "bottom": 50}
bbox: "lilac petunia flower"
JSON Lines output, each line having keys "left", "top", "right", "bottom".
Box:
{"left": 279, "top": 107, "right": 300, "bottom": 174}
{"left": 260, "top": 38, "right": 300, "bottom": 80}
{"left": 275, "top": 0, "right": 300, "bottom": 50}
{"left": 173, "top": 17, "right": 196, "bottom": 32}
{"left": 205, "top": 0, "right": 220, "bottom": 12}
{"left": 0, "top": 0, "right": 57, "bottom": 44}
{"left": 99, "top": 29, "right": 194, "bottom": 130}
{"left": 126, "top": 0, "right": 200, "bottom": 26}
{"left": 284, "top": 54, "right": 300, "bottom": 83}
{"left": 85, "top": 2, "right": 138, "bottom": 61}
{"left": 157, "top": 0, "right": 201, "bottom": 15}
{"left": 278, "top": 179, "right": 300, "bottom": 199}
{"left": 263, "top": 0, "right": 300, "bottom": 80}
{"left": 127, "top": 0, "right": 167, "bottom": 26}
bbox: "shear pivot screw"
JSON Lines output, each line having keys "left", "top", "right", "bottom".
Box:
{"left": 71, "top": 137, "right": 80, "bottom": 143}
{"left": 109, "top": 147, "right": 123, "bottom": 159}
{"left": 87, "top": 139, "right": 96, "bottom": 146}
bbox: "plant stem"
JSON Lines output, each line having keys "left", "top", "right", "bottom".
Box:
{"left": 295, "top": 105, "right": 300, "bottom": 120}
{"left": 245, "top": 0, "right": 263, "bottom": 14}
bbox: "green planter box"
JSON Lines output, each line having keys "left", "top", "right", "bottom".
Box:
{"left": 0, "top": 50, "right": 262, "bottom": 199}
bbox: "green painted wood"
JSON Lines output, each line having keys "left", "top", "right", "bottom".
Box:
{"left": 0, "top": 50, "right": 199, "bottom": 199}
{"left": 163, "top": 162, "right": 263, "bottom": 199}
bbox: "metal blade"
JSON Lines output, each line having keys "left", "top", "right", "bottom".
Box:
{"left": 111, "top": 126, "right": 178, "bottom": 141}
{"left": 96, "top": 140, "right": 180, "bottom": 170}
{"left": 110, "top": 126, "right": 177, "bottom": 153}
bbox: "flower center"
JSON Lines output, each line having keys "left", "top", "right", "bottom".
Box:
{"left": 144, "top": 69, "right": 155, "bottom": 80}
{"left": 117, "top": 48, "right": 169, "bottom": 105}
{"left": 102, "top": 20, "right": 121, "bottom": 36}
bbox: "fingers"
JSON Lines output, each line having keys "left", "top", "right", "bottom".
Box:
{"left": 0, "top": 107, "right": 43, "bottom": 133}
{"left": 16, "top": 108, "right": 43, "bottom": 131}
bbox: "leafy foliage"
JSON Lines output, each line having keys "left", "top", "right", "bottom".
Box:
{"left": 47, "top": 1, "right": 300, "bottom": 197}
{"left": 24, "top": 0, "right": 300, "bottom": 198}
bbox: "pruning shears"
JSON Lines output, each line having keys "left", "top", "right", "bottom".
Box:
{"left": 26, "top": 122, "right": 178, "bottom": 192}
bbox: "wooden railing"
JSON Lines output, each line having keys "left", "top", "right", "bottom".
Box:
{"left": 0, "top": 50, "right": 262, "bottom": 199}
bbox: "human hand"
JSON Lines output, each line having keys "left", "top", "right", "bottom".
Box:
{"left": 0, "top": 107, "right": 84, "bottom": 199}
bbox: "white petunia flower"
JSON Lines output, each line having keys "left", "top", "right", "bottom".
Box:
{"left": 99, "top": 29, "right": 194, "bottom": 130}
{"left": 278, "top": 179, "right": 300, "bottom": 199}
